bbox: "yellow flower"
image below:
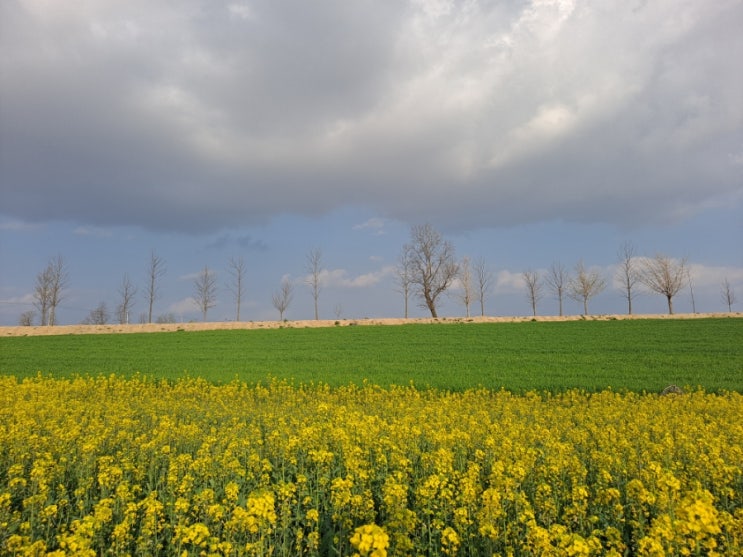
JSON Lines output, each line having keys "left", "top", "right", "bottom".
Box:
{"left": 440, "top": 526, "right": 460, "bottom": 555}
{"left": 350, "top": 523, "right": 389, "bottom": 557}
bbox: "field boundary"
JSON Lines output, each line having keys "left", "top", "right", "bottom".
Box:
{"left": 1, "top": 311, "right": 739, "bottom": 336}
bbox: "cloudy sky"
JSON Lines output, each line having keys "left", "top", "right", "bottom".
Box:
{"left": 1, "top": 0, "right": 742, "bottom": 325}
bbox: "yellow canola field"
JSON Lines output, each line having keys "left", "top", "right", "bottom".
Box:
{"left": 1, "top": 376, "right": 742, "bottom": 556}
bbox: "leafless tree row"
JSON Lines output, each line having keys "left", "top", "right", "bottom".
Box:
{"left": 395, "top": 226, "right": 724, "bottom": 318}
{"left": 24, "top": 247, "right": 297, "bottom": 325}
{"left": 19, "top": 225, "right": 739, "bottom": 326}
{"left": 521, "top": 251, "right": 696, "bottom": 317}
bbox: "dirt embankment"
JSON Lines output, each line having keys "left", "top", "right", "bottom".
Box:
{"left": 1, "top": 312, "right": 739, "bottom": 337}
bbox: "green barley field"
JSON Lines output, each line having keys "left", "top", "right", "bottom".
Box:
{"left": 1, "top": 318, "right": 741, "bottom": 392}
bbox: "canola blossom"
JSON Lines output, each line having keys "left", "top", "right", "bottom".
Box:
{"left": 1, "top": 375, "right": 742, "bottom": 556}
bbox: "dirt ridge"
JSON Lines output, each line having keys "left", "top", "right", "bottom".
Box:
{"left": 1, "top": 312, "right": 739, "bottom": 337}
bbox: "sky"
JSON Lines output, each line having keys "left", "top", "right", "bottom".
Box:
{"left": 1, "top": 0, "right": 742, "bottom": 325}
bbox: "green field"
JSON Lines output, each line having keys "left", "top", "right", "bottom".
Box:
{"left": 1, "top": 318, "right": 741, "bottom": 392}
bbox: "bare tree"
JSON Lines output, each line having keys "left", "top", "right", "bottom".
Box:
{"left": 616, "top": 241, "right": 640, "bottom": 315}
{"left": 145, "top": 251, "right": 166, "bottom": 323}
{"left": 639, "top": 254, "right": 687, "bottom": 314}
{"left": 545, "top": 261, "right": 569, "bottom": 316}
{"left": 116, "top": 274, "right": 137, "bottom": 325}
{"left": 568, "top": 261, "right": 606, "bottom": 315}
{"left": 193, "top": 265, "right": 217, "bottom": 321}
{"left": 272, "top": 277, "right": 293, "bottom": 320}
{"left": 226, "top": 256, "right": 247, "bottom": 321}
{"left": 33, "top": 265, "right": 53, "bottom": 326}
{"left": 48, "top": 256, "right": 68, "bottom": 326}
{"left": 457, "top": 256, "right": 474, "bottom": 317}
{"left": 156, "top": 313, "right": 176, "bottom": 324}
{"left": 18, "top": 311, "right": 35, "bottom": 327}
{"left": 82, "top": 302, "right": 109, "bottom": 325}
{"left": 405, "top": 224, "right": 459, "bottom": 318}
{"left": 522, "top": 270, "right": 543, "bottom": 317}
{"left": 33, "top": 255, "right": 68, "bottom": 326}
{"left": 305, "top": 248, "right": 322, "bottom": 320}
{"left": 686, "top": 268, "right": 697, "bottom": 314}
{"left": 395, "top": 249, "right": 414, "bottom": 319}
{"left": 473, "top": 257, "right": 493, "bottom": 317}
{"left": 721, "top": 277, "right": 737, "bottom": 312}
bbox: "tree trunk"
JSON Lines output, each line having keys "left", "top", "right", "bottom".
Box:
{"left": 425, "top": 295, "right": 438, "bottom": 318}
{"left": 667, "top": 295, "right": 673, "bottom": 315}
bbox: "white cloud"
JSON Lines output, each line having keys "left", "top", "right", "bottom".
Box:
{"left": 300, "top": 266, "right": 396, "bottom": 289}
{"left": 687, "top": 263, "right": 743, "bottom": 289}
{"left": 0, "top": 293, "right": 35, "bottom": 305}
{"left": 179, "top": 269, "right": 218, "bottom": 282}
{"left": 494, "top": 270, "right": 527, "bottom": 293}
{"left": 227, "top": 3, "right": 254, "bottom": 21}
{"left": 168, "top": 297, "right": 198, "bottom": 316}
{"left": 0, "top": 220, "right": 41, "bottom": 232}
{"left": 353, "top": 218, "right": 387, "bottom": 235}
{"left": 178, "top": 272, "right": 200, "bottom": 281}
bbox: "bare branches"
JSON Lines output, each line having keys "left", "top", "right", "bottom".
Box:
{"left": 18, "top": 311, "right": 35, "bottom": 327}
{"left": 616, "top": 241, "right": 640, "bottom": 315}
{"left": 33, "top": 265, "right": 53, "bottom": 326}
{"left": 638, "top": 254, "right": 687, "bottom": 314}
{"left": 405, "top": 224, "right": 458, "bottom": 318}
{"left": 305, "top": 248, "right": 322, "bottom": 320}
{"left": 568, "top": 261, "right": 606, "bottom": 316}
{"left": 395, "top": 248, "right": 414, "bottom": 319}
{"left": 272, "top": 277, "right": 294, "bottom": 320}
{"left": 116, "top": 274, "right": 137, "bottom": 324}
{"left": 458, "top": 256, "right": 474, "bottom": 318}
{"left": 47, "top": 256, "right": 68, "bottom": 326}
{"left": 193, "top": 265, "right": 217, "bottom": 321}
{"left": 227, "top": 257, "right": 247, "bottom": 321}
{"left": 545, "top": 262, "right": 569, "bottom": 317}
{"left": 473, "top": 258, "right": 493, "bottom": 317}
{"left": 33, "top": 255, "right": 68, "bottom": 326}
{"left": 145, "top": 251, "right": 166, "bottom": 323}
{"left": 721, "top": 277, "right": 737, "bottom": 312}
{"left": 522, "top": 270, "right": 542, "bottom": 317}
{"left": 82, "top": 302, "right": 109, "bottom": 325}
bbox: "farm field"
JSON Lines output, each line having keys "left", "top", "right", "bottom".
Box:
{"left": 1, "top": 376, "right": 742, "bottom": 556}
{"left": 1, "top": 318, "right": 742, "bottom": 392}
{"left": 1, "top": 318, "right": 742, "bottom": 555}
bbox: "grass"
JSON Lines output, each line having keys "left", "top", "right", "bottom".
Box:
{"left": 0, "top": 318, "right": 741, "bottom": 392}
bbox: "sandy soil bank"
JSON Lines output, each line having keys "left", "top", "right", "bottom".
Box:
{"left": 1, "top": 312, "right": 739, "bottom": 337}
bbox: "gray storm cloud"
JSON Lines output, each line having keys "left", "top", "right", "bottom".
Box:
{"left": 1, "top": 0, "right": 741, "bottom": 232}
